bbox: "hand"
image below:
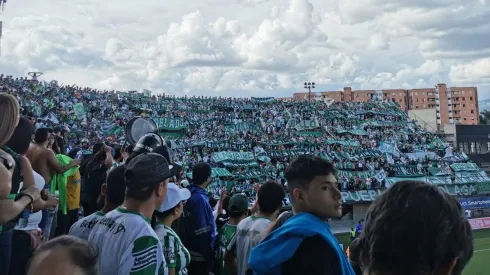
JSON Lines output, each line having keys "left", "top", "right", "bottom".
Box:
{"left": 44, "top": 195, "right": 58, "bottom": 208}
{"left": 70, "top": 159, "right": 81, "bottom": 166}
{"left": 220, "top": 187, "right": 228, "bottom": 199}
{"left": 104, "top": 146, "right": 111, "bottom": 154}
{"left": 253, "top": 183, "right": 260, "bottom": 192}
{"left": 21, "top": 185, "right": 41, "bottom": 202}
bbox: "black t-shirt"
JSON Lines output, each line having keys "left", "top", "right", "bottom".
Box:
{"left": 80, "top": 161, "right": 108, "bottom": 206}
{"left": 282, "top": 235, "right": 341, "bottom": 275}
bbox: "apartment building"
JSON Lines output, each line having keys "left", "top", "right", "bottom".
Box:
{"left": 292, "top": 83, "right": 479, "bottom": 126}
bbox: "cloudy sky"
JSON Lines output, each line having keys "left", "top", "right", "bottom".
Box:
{"left": 1, "top": 0, "right": 490, "bottom": 99}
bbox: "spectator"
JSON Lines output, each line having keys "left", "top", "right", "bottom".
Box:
{"left": 88, "top": 153, "right": 170, "bottom": 274}
{"left": 70, "top": 165, "right": 126, "bottom": 240}
{"left": 358, "top": 180, "right": 473, "bottom": 275}
{"left": 347, "top": 238, "right": 362, "bottom": 275}
{"left": 220, "top": 194, "right": 249, "bottom": 275}
{"left": 26, "top": 235, "right": 98, "bottom": 275}
{"left": 248, "top": 155, "right": 355, "bottom": 275}
{"left": 6, "top": 117, "right": 55, "bottom": 275}
{"left": 55, "top": 148, "right": 84, "bottom": 236}
{"left": 153, "top": 183, "right": 192, "bottom": 275}
{"left": 179, "top": 162, "right": 216, "bottom": 275}
{"left": 80, "top": 145, "right": 113, "bottom": 216}
{"left": 229, "top": 181, "right": 285, "bottom": 275}
{"left": 53, "top": 126, "right": 66, "bottom": 155}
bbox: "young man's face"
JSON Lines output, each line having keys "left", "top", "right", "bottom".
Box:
{"left": 304, "top": 174, "right": 342, "bottom": 220}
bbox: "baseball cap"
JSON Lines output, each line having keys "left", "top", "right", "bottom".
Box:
{"left": 156, "top": 183, "right": 191, "bottom": 212}
{"left": 125, "top": 153, "right": 171, "bottom": 190}
{"left": 228, "top": 194, "right": 249, "bottom": 214}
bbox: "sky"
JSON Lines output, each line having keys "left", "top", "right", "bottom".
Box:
{"left": 1, "top": 0, "right": 490, "bottom": 100}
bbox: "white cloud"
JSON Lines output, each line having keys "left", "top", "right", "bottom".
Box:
{"left": 0, "top": 0, "right": 489, "bottom": 99}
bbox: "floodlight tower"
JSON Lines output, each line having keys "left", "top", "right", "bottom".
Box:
{"left": 304, "top": 82, "right": 315, "bottom": 102}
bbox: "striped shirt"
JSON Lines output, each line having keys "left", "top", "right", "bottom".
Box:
{"left": 155, "top": 224, "right": 190, "bottom": 275}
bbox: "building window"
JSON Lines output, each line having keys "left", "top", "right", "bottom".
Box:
{"left": 470, "top": 97, "right": 473, "bottom": 100}
{"left": 471, "top": 110, "right": 474, "bottom": 114}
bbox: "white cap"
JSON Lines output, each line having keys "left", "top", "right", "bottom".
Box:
{"left": 181, "top": 179, "right": 189, "bottom": 187}
{"left": 157, "top": 183, "right": 191, "bottom": 212}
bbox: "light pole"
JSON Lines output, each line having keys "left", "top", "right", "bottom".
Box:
{"left": 304, "top": 82, "right": 315, "bottom": 102}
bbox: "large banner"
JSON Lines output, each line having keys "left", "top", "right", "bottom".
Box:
{"left": 458, "top": 197, "right": 490, "bottom": 210}
{"left": 469, "top": 217, "right": 490, "bottom": 230}
{"left": 212, "top": 151, "right": 255, "bottom": 163}
{"left": 286, "top": 117, "right": 320, "bottom": 131}
{"left": 341, "top": 184, "right": 477, "bottom": 203}
{"left": 251, "top": 97, "right": 275, "bottom": 103}
{"left": 152, "top": 117, "right": 188, "bottom": 130}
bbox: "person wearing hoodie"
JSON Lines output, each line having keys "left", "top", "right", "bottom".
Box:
{"left": 248, "top": 155, "right": 355, "bottom": 275}
{"left": 179, "top": 162, "right": 216, "bottom": 275}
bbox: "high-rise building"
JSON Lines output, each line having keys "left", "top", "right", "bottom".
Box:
{"left": 291, "top": 83, "right": 479, "bottom": 126}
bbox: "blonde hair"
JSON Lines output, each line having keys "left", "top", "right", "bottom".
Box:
{"left": 0, "top": 93, "right": 20, "bottom": 147}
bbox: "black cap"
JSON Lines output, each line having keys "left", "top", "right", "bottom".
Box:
{"left": 124, "top": 153, "right": 171, "bottom": 190}
{"left": 133, "top": 133, "right": 163, "bottom": 154}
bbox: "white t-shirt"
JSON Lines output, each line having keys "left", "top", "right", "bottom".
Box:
{"left": 15, "top": 171, "right": 45, "bottom": 231}
{"left": 227, "top": 216, "right": 271, "bottom": 275}
{"left": 69, "top": 211, "right": 105, "bottom": 240}
{"left": 88, "top": 207, "right": 168, "bottom": 275}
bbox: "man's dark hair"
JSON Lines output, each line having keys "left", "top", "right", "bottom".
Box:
{"left": 106, "top": 166, "right": 126, "bottom": 206}
{"left": 285, "top": 155, "right": 335, "bottom": 201}
{"left": 92, "top": 143, "right": 104, "bottom": 156}
{"left": 222, "top": 196, "right": 231, "bottom": 214}
{"left": 257, "top": 181, "right": 286, "bottom": 214}
{"left": 358, "top": 180, "right": 473, "bottom": 275}
{"left": 6, "top": 116, "right": 34, "bottom": 155}
{"left": 192, "top": 162, "right": 211, "bottom": 186}
{"left": 53, "top": 126, "right": 62, "bottom": 134}
{"left": 29, "top": 235, "right": 98, "bottom": 275}
{"left": 113, "top": 146, "right": 122, "bottom": 161}
{"left": 34, "top": 128, "right": 50, "bottom": 144}
{"left": 127, "top": 145, "right": 134, "bottom": 155}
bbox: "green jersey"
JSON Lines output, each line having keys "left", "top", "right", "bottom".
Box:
{"left": 218, "top": 223, "right": 238, "bottom": 275}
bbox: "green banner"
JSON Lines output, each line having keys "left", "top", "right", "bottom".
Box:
{"left": 476, "top": 182, "right": 490, "bottom": 194}
{"left": 152, "top": 117, "right": 188, "bottom": 130}
{"left": 224, "top": 122, "right": 261, "bottom": 134}
{"left": 212, "top": 151, "right": 255, "bottom": 162}
{"left": 450, "top": 163, "right": 480, "bottom": 172}
{"left": 342, "top": 184, "right": 477, "bottom": 203}
{"left": 73, "top": 103, "right": 86, "bottom": 120}
{"left": 286, "top": 117, "right": 319, "bottom": 131}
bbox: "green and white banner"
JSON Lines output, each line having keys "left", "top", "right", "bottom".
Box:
{"left": 251, "top": 97, "right": 275, "bottom": 103}
{"left": 286, "top": 117, "right": 320, "bottom": 131}
{"left": 152, "top": 117, "right": 188, "bottom": 130}
{"left": 212, "top": 151, "right": 255, "bottom": 163}
{"left": 341, "top": 184, "right": 477, "bottom": 203}
{"left": 73, "top": 103, "right": 86, "bottom": 120}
